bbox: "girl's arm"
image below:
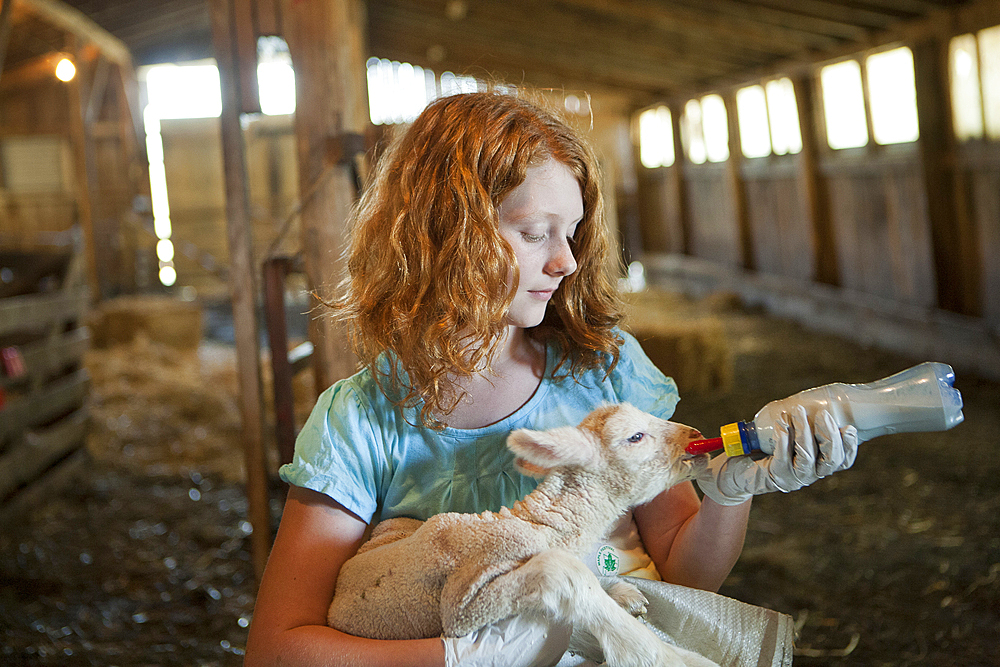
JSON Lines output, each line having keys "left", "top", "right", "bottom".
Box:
{"left": 244, "top": 485, "right": 447, "bottom": 667}
{"left": 632, "top": 481, "right": 751, "bottom": 593}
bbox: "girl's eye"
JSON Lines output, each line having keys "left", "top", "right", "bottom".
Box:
{"left": 627, "top": 433, "right": 644, "bottom": 443}
{"left": 522, "top": 233, "right": 545, "bottom": 243}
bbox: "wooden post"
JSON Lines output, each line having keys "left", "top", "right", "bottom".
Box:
{"left": 793, "top": 73, "right": 839, "bottom": 286}
{"left": 262, "top": 256, "right": 297, "bottom": 467}
{"left": 208, "top": 0, "right": 271, "bottom": 584}
{"left": 723, "top": 92, "right": 753, "bottom": 271}
{"left": 64, "top": 35, "right": 102, "bottom": 302}
{"left": 668, "top": 102, "right": 691, "bottom": 256}
{"left": 282, "top": 0, "right": 368, "bottom": 394}
{"left": 912, "top": 35, "right": 974, "bottom": 314}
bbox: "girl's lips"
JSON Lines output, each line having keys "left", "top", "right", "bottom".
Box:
{"left": 527, "top": 289, "right": 555, "bottom": 300}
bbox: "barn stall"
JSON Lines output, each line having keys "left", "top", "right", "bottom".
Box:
{"left": 1, "top": 0, "right": 999, "bottom": 664}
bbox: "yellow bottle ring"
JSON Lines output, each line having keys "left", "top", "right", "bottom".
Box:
{"left": 720, "top": 422, "right": 750, "bottom": 457}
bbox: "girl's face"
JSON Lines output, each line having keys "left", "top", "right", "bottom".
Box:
{"left": 497, "top": 157, "right": 583, "bottom": 330}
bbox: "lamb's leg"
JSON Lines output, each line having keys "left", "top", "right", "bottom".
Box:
{"left": 447, "top": 549, "right": 704, "bottom": 667}
{"left": 598, "top": 575, "right": 648, "bottom": 618}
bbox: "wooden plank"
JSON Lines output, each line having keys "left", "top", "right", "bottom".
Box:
{"left": 0, "top": 326, "right": 89, "bottom": 392}
{"left": 0, "top": 368, "right": 88, "bottom": 447}
{"left": 0, "top": 285, "right": 88, "bottom": 336}
{"left": 0, "top": 408, "right": 87, "bottom": 502}
{"left": 0, "top": 446, "right": 87, "bottom": 527}
{"left": 233, "top": 0, "right": 261, "bottom": 114}
{"left": 209, "top": 0, "right": 270, "bottom": 584}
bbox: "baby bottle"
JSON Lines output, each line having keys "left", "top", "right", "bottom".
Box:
{"left": 687, "top": 362, "right": 965, "bottom": 457}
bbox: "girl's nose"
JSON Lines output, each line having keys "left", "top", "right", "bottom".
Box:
{"left": 545, "top": 239, "right": 578, "bottom": 277}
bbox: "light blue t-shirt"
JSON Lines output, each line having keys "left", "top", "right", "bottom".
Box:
{"left": 279, "top": 331, "right": 679, "bottom": 524}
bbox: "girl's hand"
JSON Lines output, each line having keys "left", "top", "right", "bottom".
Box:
{"left": 443, "top": 615, "right": 572, "bottom": 667}
{"left": 695, "top": 406, "right": 859, "bottom": 506}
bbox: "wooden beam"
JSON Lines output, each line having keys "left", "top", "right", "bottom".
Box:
{"left": 0, "top": 0, "right": 14, "bottom": 82}
{"left": 262, "top": 257, "right": 296, "bottom": 468}
{"left": 233, "top": 0, "right": 261, "bottom": 114}
{"left": 551, "top": 0, "right": 845, "bottom": 52}
{"left": 370, "top": 0, "right": 822, "bottom": 97}
{"left": 670, "top": 0, "right": 872, "bottom": 42}
{"left": 669, "top": 103, "right": 692, "bottom": 257}
{"left": 792, "top": 73, "right": 838, "bottom": 286}
{"left": 0, "top": 50, "right": 61, "bottom": 90}
{"left": 254, "top": 0, "right": 282, "bottom": 36}
{"left": 911, "top": 33, "right": 977, "bottom": 315}
{"left": 64, "top": 35, "right": 101, "bottom": 302}
{"left": 16, "top": 0, "right": 132, "bottom": 66}
{"left": 208, "top": 0, "right": 271, "bottom": 584}
{"left": 283, "top": 0, "right": 367, "bottom": 394}
{"left": 723, "top": 92, "right": 753, "bottom": 271}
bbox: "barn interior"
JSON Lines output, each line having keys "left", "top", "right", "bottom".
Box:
{"left": 1, "top": 0, "right": 999, "bottom": 664}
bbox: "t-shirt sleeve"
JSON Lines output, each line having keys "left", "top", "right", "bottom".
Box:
{"left": 278, "top": 380, "right": 386, "bottom": 522}
{"left": 610, "top": 330, "right": 680, "bottom": 420}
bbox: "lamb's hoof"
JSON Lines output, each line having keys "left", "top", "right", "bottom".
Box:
{"left": 606, "top": 580, "right": 648, "bottom": 618}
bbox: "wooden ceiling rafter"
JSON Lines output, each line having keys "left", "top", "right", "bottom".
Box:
{"left": 28, "top": 0, "right": 997, "bottom": 107}
{"left": 554, "top": 0, "right": 847, "bottom": 53}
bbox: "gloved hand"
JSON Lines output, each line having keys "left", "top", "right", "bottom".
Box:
{"left": 442, "top": 614, "right": 573, "bottom": 667}
{"left": 696, "top": 406, "right": 859, "bottom": 506}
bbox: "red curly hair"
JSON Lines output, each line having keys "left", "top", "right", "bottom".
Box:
{"left": 335, "top": 89, "right": 624, "bottom": 427}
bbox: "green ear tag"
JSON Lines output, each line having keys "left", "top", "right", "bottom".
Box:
{"left": 597, "top": 545, "right": 620, "bottom": 576}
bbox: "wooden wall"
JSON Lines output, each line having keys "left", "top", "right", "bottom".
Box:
{"left": 636, "top": 37, "right": 1000, "bottom": 339}
{"left": 0, "top": 78, "right": 77, "bottom": 240}
{"left": 0, "top": 47, "right": 147, "bottom": 299}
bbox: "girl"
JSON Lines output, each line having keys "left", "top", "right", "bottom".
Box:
{"left": 244, "top": 90, "right": 856, "bottom": 667}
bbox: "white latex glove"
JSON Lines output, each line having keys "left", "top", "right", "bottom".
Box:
{"left": 696, "top": 406, "right": 859, "bottom": 506}
{"left": 442, "top": 614, "right": 573, "bottom": 667}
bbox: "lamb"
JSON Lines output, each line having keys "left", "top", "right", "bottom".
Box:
{"left": 327, "top": 402, "right": 716, "bottom": 667}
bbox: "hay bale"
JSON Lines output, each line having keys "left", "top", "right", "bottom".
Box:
{"left": 87, "top": 296, "right": 203, "bottom": 351}
{"left": 623, "top": 289, "right": 733, "bottom": 395}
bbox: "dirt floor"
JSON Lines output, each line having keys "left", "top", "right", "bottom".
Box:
{"left": 1, "top": 290, "right": 998, "bottom": 666}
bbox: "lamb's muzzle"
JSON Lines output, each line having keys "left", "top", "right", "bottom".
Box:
{"left": 327, "top": 402, "right": 716, "bottom": 667}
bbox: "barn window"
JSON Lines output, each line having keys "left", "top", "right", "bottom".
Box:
{"left": 144, "top": 63, "right": 223, "bottom": 120}
{"left": 951, "top": 34, "right": 984, "bottom": 140}
{"left": 638, "top": 105, "right": 675, "bottom": 168}
{"left": 736, "top": 86, "right": 771, "bottom": 159}
{"left": 366, "top": 58, "right": 438, "bottom": 125}
{"left": 820, "top": 60, "right": 868, "bottom": 149}
{"left": 766, "top": 78, "right": 803, "bottom": 155}
{"left": 257, "top": 36, "right": 295, "bottom": 116}
{"left": 439, "top": 71, "right": 481, "bottom": 96}
{"left": 983, "top": 25, "right": 1000, "bottom": 139}
{"left": 951, "top": 25, "right": 1000, "bottom": 141}
{"left": 736, "top": 79, "right": 803, "bottom": 159}
{"left": 866, "top": 47, "right": 919, "bottom": 145}
{"left": 681, "top": 94, "right": 729, "bottom": 164}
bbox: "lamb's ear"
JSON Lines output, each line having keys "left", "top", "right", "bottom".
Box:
{"left": 507, "top": 426, "right": 597, "bottom": 478}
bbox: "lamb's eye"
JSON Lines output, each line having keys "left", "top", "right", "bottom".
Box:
{"left": 627, "top": 432, "right": 644, "bottom": 443}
